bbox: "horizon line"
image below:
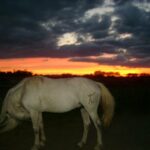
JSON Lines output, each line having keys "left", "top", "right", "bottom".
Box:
{"left": 0, "top": 70, "right": 150, "bottom": 77}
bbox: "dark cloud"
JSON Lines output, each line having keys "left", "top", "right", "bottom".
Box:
{"left": 0, "top": 0, "right": 150, "bottom": 68}
{"left": 70, "top": 54, "right": 150, "bottom": 68}
{"left": 115, "top": 3, "right": 150, "bottom": 36}
{"left": 129, "top": 45, "right": 150, "bottom": 59}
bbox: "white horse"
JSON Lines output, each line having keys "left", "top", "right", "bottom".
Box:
{"left": 0, "top": 76, "right": 115, "bottom": 150}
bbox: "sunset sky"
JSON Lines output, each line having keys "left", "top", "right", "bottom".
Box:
{"left": 0, "top": 0, "right": 150, "bottom": 76}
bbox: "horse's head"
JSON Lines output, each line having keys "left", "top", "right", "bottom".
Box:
{"left": 0, "top": 113, "right": 19, "bottom": 133}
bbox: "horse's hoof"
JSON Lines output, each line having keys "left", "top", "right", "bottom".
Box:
{"left": 77, "top": 141, "right": 85, "bottom": 148}
{"left": 94, "top": 145, "right": 102, "bottom": 150}
{"left": 31, "top": 145, "right": 40, "bottom": 150}
{"left": 40, "top": 141, "right": 45, "bottom": 147}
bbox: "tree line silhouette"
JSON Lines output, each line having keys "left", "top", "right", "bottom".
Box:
{"left": 0, "top": 70, "right": 149, "bottom": 78}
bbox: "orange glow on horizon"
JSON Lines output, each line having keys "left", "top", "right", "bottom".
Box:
{"left": 0, "top": 58, "right": 150, "bottom": 77}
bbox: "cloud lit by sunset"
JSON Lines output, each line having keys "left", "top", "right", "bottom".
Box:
{"left": 0, "top": 0, "right": 150, "bottom": 76}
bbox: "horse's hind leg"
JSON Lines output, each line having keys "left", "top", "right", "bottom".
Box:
{"left": 30, "top": 110, "right": 41, "bottom": 150}
{"left": 88, "top": 112, "right": 102, "bottom": 150}
{"left": 78, "top": 108, "right": 91, "bottom": 148}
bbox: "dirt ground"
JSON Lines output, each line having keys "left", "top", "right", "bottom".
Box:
{"left": 0, "top": 109, "right": 150, "bottom": 150}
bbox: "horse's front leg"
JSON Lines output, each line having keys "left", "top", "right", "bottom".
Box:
{"left": 30, "top": 111, "right": 41, "bottom": 150}
{"left": 39, "top": 113, "right": 46, "bottom": 147}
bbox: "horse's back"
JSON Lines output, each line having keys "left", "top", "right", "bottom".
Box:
{"left": 21, "top": 77, "right": 81, "bottom": 112}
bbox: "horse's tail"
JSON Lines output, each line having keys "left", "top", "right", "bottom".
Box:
{"left": 97, "top": 82, "right": 115, "bottom": 127}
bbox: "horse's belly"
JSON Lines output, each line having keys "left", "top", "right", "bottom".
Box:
{"left": 41, "top": 95, "right": 81, "bottom": 113}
